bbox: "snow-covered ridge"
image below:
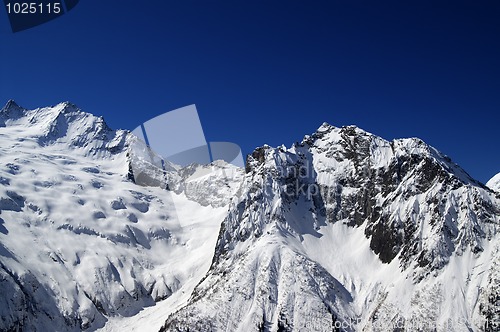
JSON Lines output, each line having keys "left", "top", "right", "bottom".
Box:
{"left": 0, "top": 101, "right": 498, "bottom": 332}
{"left": 1, "top": 100, "right": 129, "bottom": 158}
{"left": 0, "top": 101, "right": 243, "bottom": 331}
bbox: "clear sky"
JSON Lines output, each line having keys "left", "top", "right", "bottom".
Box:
{"left": 0, "top": 1, "right": 498, "bottom": 183}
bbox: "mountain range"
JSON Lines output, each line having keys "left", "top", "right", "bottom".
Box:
{"left": 0, "top": 101, "right": 498, "bottom": 331}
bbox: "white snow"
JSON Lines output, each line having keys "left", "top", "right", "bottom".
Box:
{"left": 0, "top": 102, "right": 242, "bottom": 331}
{"left": 486, "top": 172, "right": 500, "bottom": 192}
{"left": 0, "top": 103, "right": 498, "bottom": 332}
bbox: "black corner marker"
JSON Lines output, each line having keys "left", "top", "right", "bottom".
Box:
{"left": 63, "top": 0, "right": 79, "bottom": 11}
{"left": 4, "top": 0, "right": 80, "bottom": 33}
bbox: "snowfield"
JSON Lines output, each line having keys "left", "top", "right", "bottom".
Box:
{"left": 0, "top": 101, "right": 498, "bottom": 331}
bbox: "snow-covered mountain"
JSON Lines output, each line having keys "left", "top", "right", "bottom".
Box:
{"left": 160, "top": 124, "right": 499, "bottom": 332}
{"left": 0, "top": 101, "right": 243, "bottom": 331}
{"left": 0, "top": 101, "right": 498, "bottom": 332}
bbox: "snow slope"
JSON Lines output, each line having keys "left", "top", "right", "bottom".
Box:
{"left": 487, "top": 172, "right": 500, "bottom": 192}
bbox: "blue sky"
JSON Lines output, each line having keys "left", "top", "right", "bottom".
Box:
{"left": 0, "top": 1, "right": 499, "bottom": 183}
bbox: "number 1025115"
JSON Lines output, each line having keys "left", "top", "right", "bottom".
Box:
{"left": 5, "top": 2, "right": 62, "bottom": 14}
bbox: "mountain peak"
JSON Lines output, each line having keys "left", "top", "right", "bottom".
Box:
{"left": 0, "top": 100, "right": 26, "bottom": 122}
{"left": 1, "top": 101, "right": 127, "bottom": 158}
{"left": 2, "top": 99, "right": 21, "bottom": 110}
{"left": 317, "top": 121, "right": 335, "bottom": 132}
{"left": 55, "top": 100, "right": 78, "bottom": 111}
